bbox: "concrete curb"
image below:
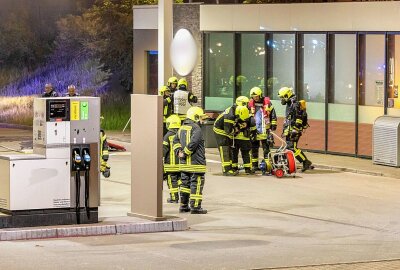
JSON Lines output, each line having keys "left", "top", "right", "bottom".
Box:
{"left": 313, "top": 164, "right": 384, "bottom": 177}
{"left": 0, "top": 218, "right": 187, "bottom": 241}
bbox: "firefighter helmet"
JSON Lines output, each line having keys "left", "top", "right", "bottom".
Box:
{"left": 178, "top": 78, "right": 188, "bottom": 90}
{"left": 235, "top": 105, "right": 250, "bottom": 121}
{"left": 278, "top": 87, "right": 294, "bottom": 100}
{"left": 159, "top": 85, "right": 169, "bottom": 95}
{"left": 250, "top": 87, "right": 262, "bottom": 97}
{"left": 166, "top": 115, "right": 181, "bottom": 130}
{"left": 167, "top": 77, "right": 178, "bottom": 87}
{"left": 236, "top": 96, "right": 249, "bottom": 107}
{"left": 187, "top": 106, "right": 206, "bottom": 122}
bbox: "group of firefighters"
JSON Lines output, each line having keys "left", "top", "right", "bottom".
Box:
{"left": 160, "top": 76, "right": 313, "bottom": 215}
{"left": 214, "top": 86, "right": 313, "bottom": 176}
{"left": 42, "top": 83, "right": 111, "bottom": 178}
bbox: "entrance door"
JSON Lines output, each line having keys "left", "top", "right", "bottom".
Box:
{"left": 147, "top": 50, "right": 158, "bottom": 95}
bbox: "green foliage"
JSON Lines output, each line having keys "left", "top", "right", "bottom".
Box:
{"left": 0, "top": 10, "right": 52, "bottom": 70}
{"left": 100, "top": 92, "right": 131, "bottom": 130}
{"left": 54, "top": 0, "right": 134, "bottom": 92}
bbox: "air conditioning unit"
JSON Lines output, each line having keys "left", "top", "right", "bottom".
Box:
{"left": 373, "top": 116, "right": 400, "bottom": 167}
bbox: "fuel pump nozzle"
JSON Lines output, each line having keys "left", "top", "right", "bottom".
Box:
{"left": 82, "top": 148, "right": 91, "bottom": 221}
{"left": 72, "top": 149, "right": 82, "bottom": 224}
{"left": 72, "top": 150, "right": 82, "bottom": 171}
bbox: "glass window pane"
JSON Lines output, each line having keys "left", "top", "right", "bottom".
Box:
{"left": 362, "top": 35, "right": 385, "bottom": 107}
{"left": 328, "top": 34, "right": 356, "bottom": 154}
{"left": 204, "top": 33, "right": 234, "bottom": 111}
{"left": 387, "top": 35, "right": 400, "bottom": 116}
{"left": 303, "top": 34, "right": 326, "bottom": 103}
{"left": 269, "top": 34, "right": 295, "bottom": 117}
{"left": 300, "top": 34, "right": 326, "bottom": 151}
{"left": 238, "top": 34, "right": 265, "bottom": 97}
{"left": 358, "top": 34, "right": 385, "bottom": 157}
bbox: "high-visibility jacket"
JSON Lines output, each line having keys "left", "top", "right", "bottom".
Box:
{"left": 283, "top": 95, "right": 305, "bottom": 137}
{"left": 213, "top": 105, "right": 237, "bottom": 140}
{"left": 173, "top": 90, "right": 197, "bottom": 117}
{"left": 234, "top": 116, "right": 257, "bottom": 141}
{"left": 163, "top": 96, "right": 173, "bottom": 122}
{"left": 163, "top": 129, "right": 179, "bottom": 172}
{"left": 173, "top": 119, "right": 206, "bottom": 173}
{"left": 249, "top": 97, "right": 277, "bottom": 140}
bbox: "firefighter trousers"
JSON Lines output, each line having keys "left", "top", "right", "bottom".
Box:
{"left": 286, "top": 137, "right": 308, "bottom": 163}
{"left": 180, "top": 172, "right": 205, "bottom": 210}
{"left": 232, "top": 139, "right": 252, "bottom": 170}
{"left": 215, "top": 133, "right": 233, "bottom": 173}
{"left": 251, "top": 139, "right": 270, "bottom": 168}
{"left": 166, "top": 172, "right": 180, "bottom": 201}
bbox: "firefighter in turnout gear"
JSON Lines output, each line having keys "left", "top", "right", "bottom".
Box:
{"left": 173, "top": 78, "right": 198, "bottom": 120}
{"left": 213, "top": 104, "right": 250, "bottom": 176}
{"left": 248, "top": 87, "right": 277, "bottom": 172}
{"left": 100, "top": 130, "right": 111, "bottom": 178}
{"left": 167, "top": 76, "right": 178, "bottom": 93}
{"left": 232, "top": 96, "right": 257, "bottom": 174}
{"left": 160, "top": 85, "right": 174, "bottom": 136}
{"left": 278, "top": 87, "right": 313, "bottom": 172}
{"left": 163, "top": 115, "right": 181, "bottom": 203}
{"left": 173, "top": 107, "right": 208, "bottom": 214}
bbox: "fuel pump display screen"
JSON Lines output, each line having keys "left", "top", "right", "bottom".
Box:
{"left": 46, "top": 100, "right": 70, "bottom": 121}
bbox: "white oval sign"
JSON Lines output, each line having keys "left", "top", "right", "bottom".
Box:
{"left": 170, "top": 29, "right": 197, "bottom": 76}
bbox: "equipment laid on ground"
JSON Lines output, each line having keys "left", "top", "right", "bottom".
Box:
{"left": 0, "top": 97, "right": 100, "bottom": 228}
{"left": 264, "top": 132, "right": 296, "bottom": 178}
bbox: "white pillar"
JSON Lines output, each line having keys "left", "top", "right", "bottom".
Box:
{"left": 158, "top": 0, "right": 173, "bottom": 89}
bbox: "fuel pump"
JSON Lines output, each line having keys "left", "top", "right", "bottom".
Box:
{"left": 0, "top": 97, "right": 101, "bottom": 228}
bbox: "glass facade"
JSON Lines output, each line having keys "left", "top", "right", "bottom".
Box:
{"left": 299, "top": 34, "right": 326, "bottom": 151}
{"left": 238, "top": 34, "right": 265, "bottom": 97}
{"left": 203, "top": 32, "right": 400, "bottom": 156}
{"left": 204, "top": 33, "right": 234, "bottom": 111}
{"left": 328, "top": 34, "right": 356, "bottom": 154}
{"left": 387, "top": 34, "right": 400, "bottom": 116}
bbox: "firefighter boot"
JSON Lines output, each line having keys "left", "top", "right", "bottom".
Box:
{"left": 223, "top": 170, "right": 239, "bottom": 176}
{"left": 302, "top": 159, "right": 313, "bottom": 172}
{"left": 190, "top": 208, "right": 208, "bottom": 214}
{"left": 245, "top": 168, "right": 255, "bottom": 175}
{"left": 179, "top": 193, "right": 190, "bottom": 212}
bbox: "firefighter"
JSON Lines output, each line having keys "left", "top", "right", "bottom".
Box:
{"left": 163, "top": 115, "right": 181, "bottom": 203}
{"left": 173, "top": 78, "right": 198, "bottom": 120}
{"left": 100, "top": 129, "right": 111, "bottom": 178}
{"left": 160, "top": 85, "right": 174, "bottom": 136}
{"left": 167, "top": 76, "right": 178, "bottom": 93}
{"left": 173, "top": 106, "right": 208, "bottom": 214}
{"left": 278, "top": 86, "right": 313, "bottom": 172}
{"left": 213, "top": 104, "right": 250, "bottom": 176}
{"left": 249, "top": 87, "right": 277, "bottom": 172}
{"left": 232, "top": 96, "right": 257, "bottom": 174}
{"left": 65, "top": 84, "right": 80, "bottom": 97}
{"left": 42, "top": 83, "right": 58, "bottom": 97}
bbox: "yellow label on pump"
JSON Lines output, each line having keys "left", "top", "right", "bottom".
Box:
{"left": 71, "top": 101, "right": 80, "bottom": 120}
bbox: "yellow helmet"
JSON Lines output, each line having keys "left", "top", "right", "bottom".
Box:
{"left": 250, "top": 87, "right": 262, "bottom": 97}
{"left": 236, "top": 96, "right": 249, "bottom": 107}
{"left": 167, "top": 77, "right": 178, "bottom": 87}
{"left": 187, "top": 106, "right": 206, "bottom": 122}
{"left": 278, "top": 87, "right": 294, "bottom": 100}
{"left": 159, "top": 85, "right": 169, "bottom": 95}
{"left": 178, "top": 78, "right": 188, "bottom": 90}
{"left": 166, "top": 115, "right": 181, "bottom": 130}
{"left": 235, "top": 105, "right": 250, "bottom": 121}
